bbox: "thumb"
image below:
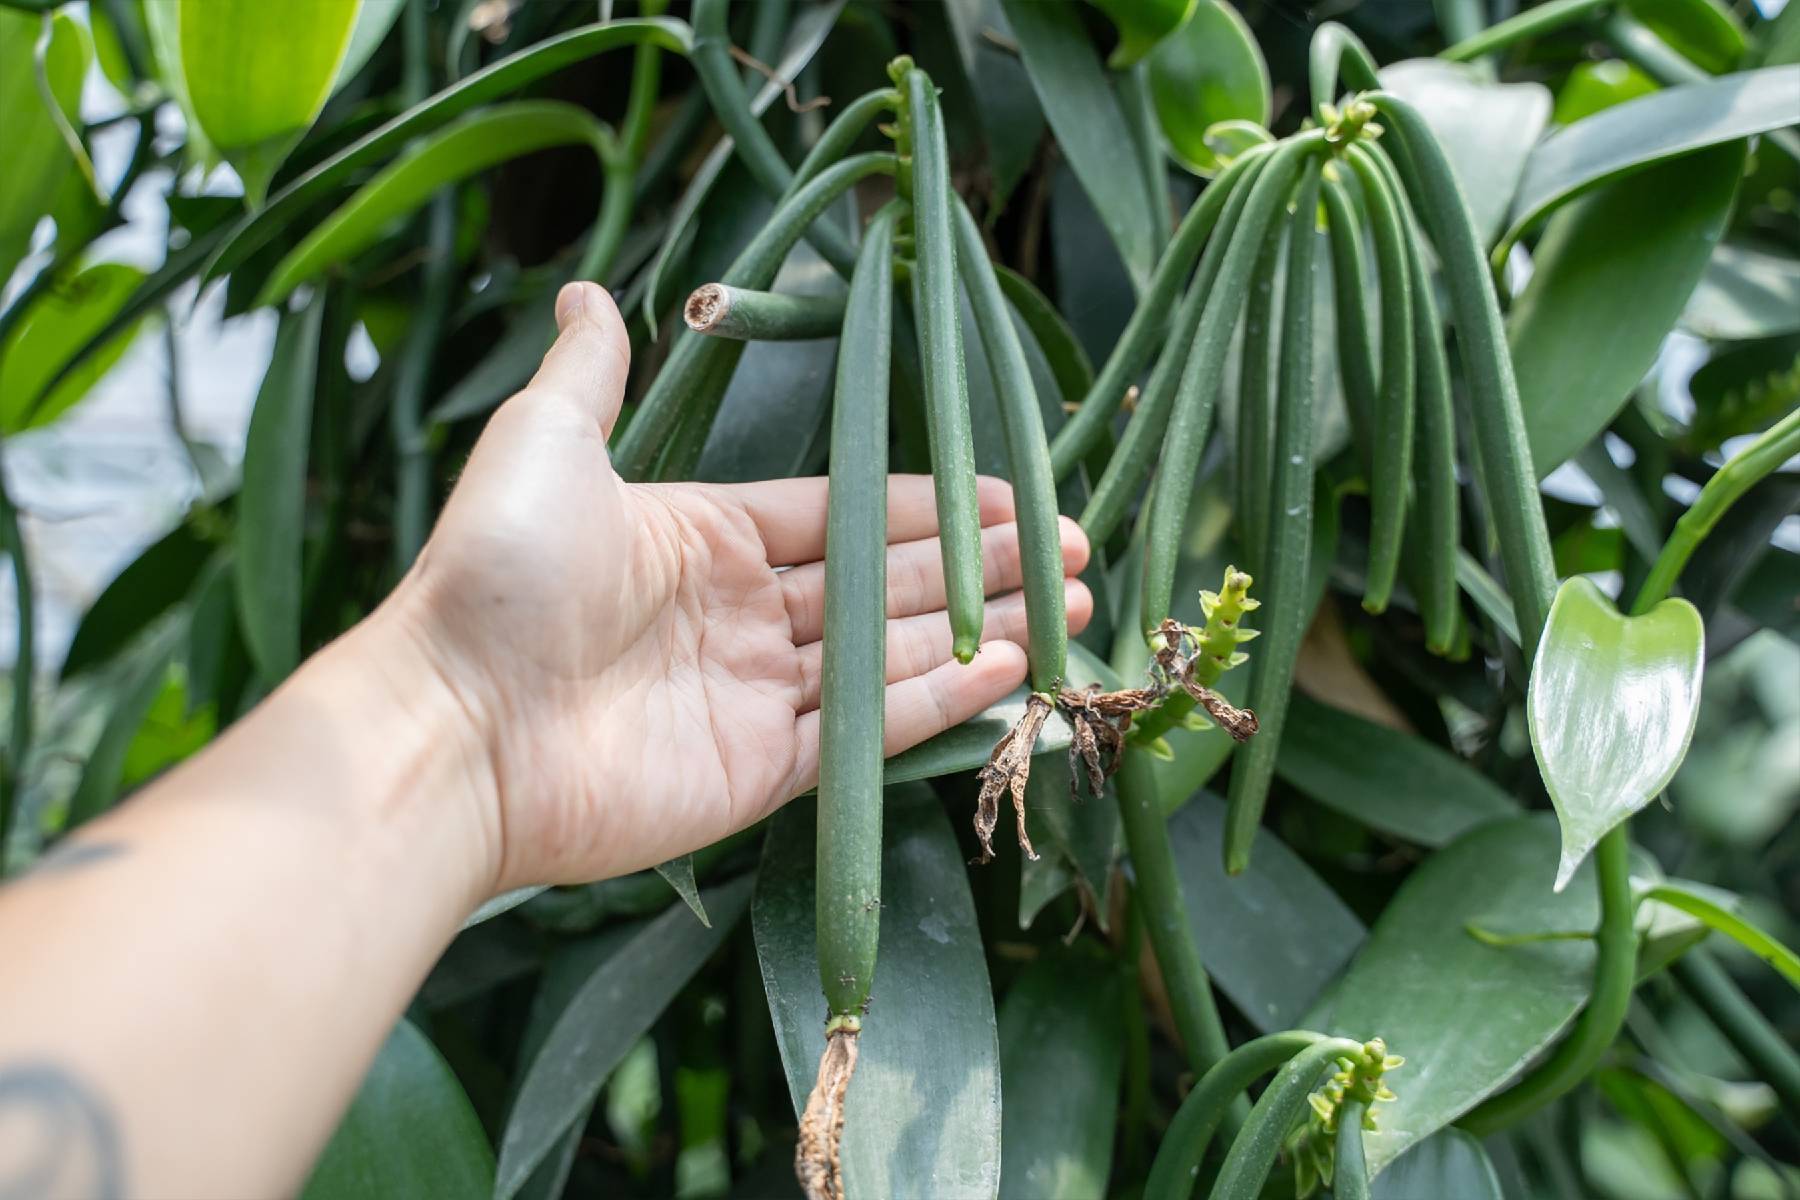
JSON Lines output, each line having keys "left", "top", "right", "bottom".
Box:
{"left": 528, "top": 281, "right": 631, "bottom": 438}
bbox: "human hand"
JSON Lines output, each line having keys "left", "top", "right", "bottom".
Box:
{"left": 381, "top": 282, "right": 1092, "bottom": 894}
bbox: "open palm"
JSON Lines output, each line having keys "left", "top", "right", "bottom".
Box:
{"left": 398, "top": 283, "right": 1091, "bottom": 890}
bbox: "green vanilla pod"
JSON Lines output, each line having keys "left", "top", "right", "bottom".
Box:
{"left": 953, "top": 199, "right": 1067, "bottom": 692}
{"left": 1219, "top": 155, "right": 1325, "bottom": 874}
{"left": 1049, "top": 143, "right": 1276, "bottom": 481}
{"left": 898, "top": 62, "right": 984, "bottom": 662}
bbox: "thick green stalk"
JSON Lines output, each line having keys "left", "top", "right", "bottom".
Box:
{"left": 1432, "top": 0, "right": 1486, "bottom": 46}
{"left": 1369, "top": 90, "right": 1558, "bottom": 659}
{"left": 0, "top": 450, "right": 32, "bottom": 871}
{"left": 901, "top": 65, "right": 984, "bottom": 663}
{"left": 1631, "top": 409, "right": 1800, "bottom": 614}
{"left": 1051, "top": 144, "right": 1275, "bottom": 482}
{"left": 1140, "top": 134, "right": 1327, "bottom": 632}
{"left": 1462, "top": 827, "right": 1636, "bottom": 1131}
{"left": 611, "top": 152, "right": 896, "bottom": 479}
{"left": 683, "top": 284, "right": 846, "bottom": 341}
{"left": 689, "top": 0, "right": 857, "bottom": 275}
{"left": 793, "top": 87, "right": 898, "bottom": 190}
{"left": 572, "top": 138, "right": 636, "bottom": 286}
{"left": 1234, "top": 213, "right": 1286, "bottom": 567}
{"left": 1220, "top": 160, "right": 1325, "bottom": 874}
{"left": 1671, "top": 949, "right": 1800, "bottom": 1123}
{"left": 954, "top": 199, "right": 1067, "bottom": 691}
{"left": 1441, "top": 0, "right": 1611, "bottom": 61}
{"left": 1120, "top": 62, "right": 1172, "bottom": 250}
{"left": 1369, "top": 142, "right": 1462, "bottom": 654}
{"left": 1307, "top": 22, "right": 1383, "bottom": 123}
{"left": 1345, "top": 144, "right": 1415, "bottom": 614}
{"left": 1211, "top": 1038, "right": 1369, "bottom": 1200}
{"left": 391, "top": 193, "right": 457, "bottom": 569}
{"left": 1144, "top": 1031, "right": 1333, "bottom": 1200}
{"left": 1336, "top": 1099, "right": 1372, "bottom": 1200}
{"left": 816, "top": 204, "right": 898, "bottom": 1023}
{"left": 1116, "top": 752, "right": 1234, "bottom": 1082}
{"left": 621, "top": 0, "right": 669, "bottom": 164}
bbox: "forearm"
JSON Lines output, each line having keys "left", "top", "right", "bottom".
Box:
{"left": 0, "top": 600, "right": 499, "bottom": 1199}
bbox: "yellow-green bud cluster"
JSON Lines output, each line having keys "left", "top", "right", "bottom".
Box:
{"left": 1191, "top": 565, "right": 1261, "bottom": 689}
{"left": 1288, "top": 1038, "right": 1406, "bottom": 1199}
{"left": 1320, "top": 97, "right": 1384, "bottom": 148}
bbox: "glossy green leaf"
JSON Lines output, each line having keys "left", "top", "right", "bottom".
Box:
{"left": 754, "top": 788, "right": 1000, "bottom": 1199}
{"left": 1377, "top": 59, "right": 1550, "bottom": 247}
{"left": 1500, "top": 66, "right": 1800, "bottom": 259}
{"left": 1090, "top": 0, "right": 1196, "bottom": 66}
{"left": 882, "top": 639, "right": 1116, "bottom": 786}
{"left": 258, "top": 102, "right": 613, "bottom": 306}
{"left": 1553, "top": 60, "right": 1659, "bottom": 125}
{"left": 142, "top": 0, "right": 215, "bottom": 168}
{"left": 1512, "top": 141, "right": 1742, "bottom": 477}
{"left": 494, "top": 875, "right": 751, "bottom": 1200}
{"left": 998, "top": 951, "right": 1123, "bottom": 1199}
{"left": 235, "top": 297, "right": 325, "bottom": 687}
{"left": 1530, "top": 577, "right": 1705, "bottom": 891}
{"left": 1639, "top": 881, "right": 1800, "bottom": 989}
{"left": 1327, "top": 815, "right": 1606, "bottom": 1176}
{"left": 202, "top": 17, "right": 693, "bottom": 287}
{"left": 1165, "top": 791, "right": 1366, "bottom": 1032}
{"left": 300, "top": 1019, "right": 493, "bottom": 1200}
{"left": 1277, "top": 694, "right": 1519, "bottom": 848}
{"left": 178, "top": 0, "right": 361, "bottom": 202}
{"left": 1004, "top": 0, "right": 1160, "bottom": 290}
{"left": 1680, "top": 241, "right": 1800, "bottom": 340}
{"left": 1369, "top": 1129, "right": 1502, "bottom": 1200}
{"left": 0, "top": 9, "right": 87, "bottom": 282}
{"left": 117, "top": 664, "right": 212, "bottom": 789}
{"left": 1624, "top": 0, "right": 1746, "bottom": 76}
{"left": 1145, "top": 1, "right": 1270, "bottom": 176}
{"left": 0, "top": 263, "right": 149, "bottom": 433}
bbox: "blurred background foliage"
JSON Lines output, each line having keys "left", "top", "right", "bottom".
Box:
{"left": 0, "top": 0, "right": 1795, "bottom": 1197}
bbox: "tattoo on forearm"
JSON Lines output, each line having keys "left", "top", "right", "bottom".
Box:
{"left": 16, "top": 842, "right": 126, "bottom": 881}
{"left": 0, "top": 1063, "right": 123, "bottom": 1200}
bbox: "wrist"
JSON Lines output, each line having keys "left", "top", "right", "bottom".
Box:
{"left": 286, "top": 590, "right": 507, "bottom": 909}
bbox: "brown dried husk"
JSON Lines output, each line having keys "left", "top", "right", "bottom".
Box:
{"left": 972, "top": 692, "right": 1053, "bottom": 862}
{"left": 795, "top": 1027, "right": 860, "bottom": 1200}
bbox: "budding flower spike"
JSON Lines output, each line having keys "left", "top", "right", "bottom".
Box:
{"left": 1285, "top": 1038, "right": 1406, "bottom": 1199}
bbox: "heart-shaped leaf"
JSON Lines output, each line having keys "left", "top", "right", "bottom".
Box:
{"left": 1145, "top": 1, "right": 1270, "bottom": 176}
{"left": 1529, "top": 577, "right": 1705, "bottom": 891}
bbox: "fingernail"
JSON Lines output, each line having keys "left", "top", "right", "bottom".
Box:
{"left": 555, "top": 281, "right": 588, "bottom": 329}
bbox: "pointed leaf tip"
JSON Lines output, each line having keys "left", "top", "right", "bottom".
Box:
{"left": 1529, "top": 578, "right": 1704, "bottom": 890}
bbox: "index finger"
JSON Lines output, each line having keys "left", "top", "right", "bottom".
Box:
{"left": 711, "top": 474, "right": 1017, "bottom": 566}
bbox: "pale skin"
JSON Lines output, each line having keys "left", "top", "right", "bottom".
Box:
{"left": 0, "top": 282, "right": 1093, "bottom": 1199}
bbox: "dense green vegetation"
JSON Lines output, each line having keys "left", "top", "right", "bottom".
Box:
{"left": 1, "top": 0, "right": 1796, "bottom": 1196}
